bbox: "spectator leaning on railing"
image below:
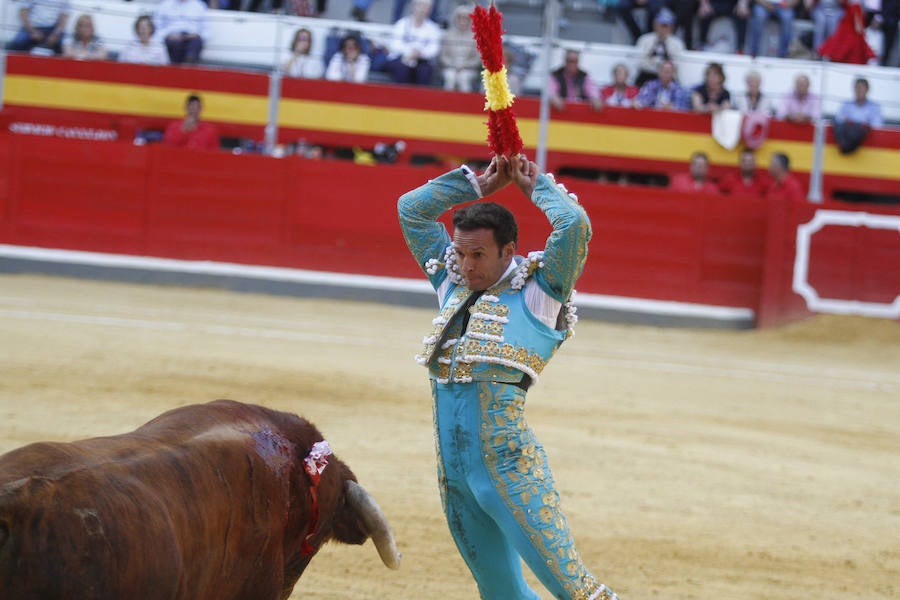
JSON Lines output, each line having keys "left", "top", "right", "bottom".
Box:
{"left": 691, "top": 61, "right": 732, "bottom": 113}
{"left": 283, "top": 28, "right": 325, "bottom": 79}
{"left": 325, "top": 33, "right": 371, "bottom": 83}
{"left": 777, "top": 73, "right": 820, "bottom": 124}
{"left": 833, "top": 76, "right": 884, "bottom": 153}
{"left": 62, "top": 13, "right": 108, "bottom": 61}
{"left": 600, "top": 63, "right": 639, "bottom": 108}
{"left": 548, "top": 49, "right": 603, "bottom": 112}
{"left": 119, "top": 15, "right": 170, "bottom": 65}
{"left": 635, "top": 59, "right": 691, "bottom": 111}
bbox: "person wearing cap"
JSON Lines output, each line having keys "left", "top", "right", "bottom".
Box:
{"left": 634, "top": 6, "right": 685, "bottom": 88}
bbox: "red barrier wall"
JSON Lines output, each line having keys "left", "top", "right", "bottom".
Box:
{"left": 1, "top": 134, "right": 898, "bottom": 326}
{"left": 4, "top": 55, "right": 900, "bottom": 204}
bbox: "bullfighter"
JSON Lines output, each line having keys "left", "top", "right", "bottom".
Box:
{"left": 398, "top": 153, "right": 620, "bottom": 600}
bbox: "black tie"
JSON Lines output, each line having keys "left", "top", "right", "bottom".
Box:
{"left": 427, "top": 290, "right": 483, "bottom": 364}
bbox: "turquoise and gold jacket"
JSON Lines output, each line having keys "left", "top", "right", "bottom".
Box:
{"left": 397, "top": 166, "right": 591, "bottom": 385}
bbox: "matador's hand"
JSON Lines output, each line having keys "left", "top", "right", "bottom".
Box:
{"left": 476, "top": 155, "right": 512, "bottom": 197}
{"left": 510, "top": 154, "right": 538, "bottom": 199}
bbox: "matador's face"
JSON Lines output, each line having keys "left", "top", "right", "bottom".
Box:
{"left": 452, "top": 228, "right": 515, "bottom": 291}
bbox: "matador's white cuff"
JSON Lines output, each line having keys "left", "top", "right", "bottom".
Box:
{"left": 461, "top": 165, "right": 483, "bottom": 198}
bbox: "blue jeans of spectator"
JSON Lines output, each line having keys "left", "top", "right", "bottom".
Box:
{"left": 8, "top": 26, "right": 63, "bottom": 55}
{"left": 386, "top": 57, "right": 434, "bottom": 85}
{"left": 698, "top": 0, "right": 748, "bottom": 52}
{"left": 165, "top": 34, "right": 204, "bottom": 64}
{"left": 749, "top": 3, "right": 795, "bottom": 57}
{"left": 812, "top": 4, "right": 844, "bottom": 52}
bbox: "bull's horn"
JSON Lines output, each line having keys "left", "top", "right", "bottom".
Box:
{"left": 345, "top": 480, "right": 401, "bottom": 570}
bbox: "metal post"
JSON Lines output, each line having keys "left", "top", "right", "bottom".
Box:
{"left": 264, "top": 11, "right": 286, "bottom": 155}
{"left": 535, "top": 0, "right": 560, "bottom": 172}
{"left": 0, "top": 0, "right": 8, "bottom": 111}
{"left": 807, "top": 63, "right": 828, "bottom": 203}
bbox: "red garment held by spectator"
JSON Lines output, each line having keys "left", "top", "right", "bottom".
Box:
{"left": 163, "top": 120, "right": 220, "bottom": 151}
{"left": 818, "top": 1, "right": 876, "bottom": 64}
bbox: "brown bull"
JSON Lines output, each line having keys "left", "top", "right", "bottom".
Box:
{"left": 0, "top": 400, "right": 400, "bottom": 600}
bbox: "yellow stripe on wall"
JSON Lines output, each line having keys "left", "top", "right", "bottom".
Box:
{"left": 5, "top": 75, "right": 269, "bottom": 124}
{"left": 6, "top": 74, "right": 898, "bottom": 180}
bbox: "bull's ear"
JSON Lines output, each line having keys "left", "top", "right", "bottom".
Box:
{"left": 345, "top": 481, "right": 401, "bottom": 570}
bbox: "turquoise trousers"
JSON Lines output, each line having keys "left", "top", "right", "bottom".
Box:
{"left": 432, "top": 380, "right": 603, "bottom": 600}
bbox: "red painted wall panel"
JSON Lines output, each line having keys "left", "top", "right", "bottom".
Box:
{"left": 2, "top": 134, "right": 898, "bottom": 326}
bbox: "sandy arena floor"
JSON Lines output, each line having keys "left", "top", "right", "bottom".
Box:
{"left": 1, "top": 274, "right": 898, "bottom": 599}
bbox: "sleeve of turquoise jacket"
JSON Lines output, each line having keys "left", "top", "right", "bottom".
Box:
{"left": 397, "top": 167, "right": 480, "bottom": 291}
{"left": 530, "top": 174, "right": 592, "bottom": 303}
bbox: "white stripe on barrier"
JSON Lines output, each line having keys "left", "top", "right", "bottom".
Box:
{"left": 793, "top": 210, "right": 900, "bottom": 319}
{"left": 0, "top": 244, "right": 755, "bottom": 323}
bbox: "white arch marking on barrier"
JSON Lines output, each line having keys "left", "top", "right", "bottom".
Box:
{"left": 793, "top": 209, "right": 900, "bottom": 319}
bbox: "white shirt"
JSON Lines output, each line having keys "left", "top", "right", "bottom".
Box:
{"left": 118, "top": 39, "right": 170, "bottom": 65}
{"left": 283, "top": 54, "right": 324, "bottom": 79}
{"left": 389, "top": 16, "right": 442, "bottom": 63}
{"left": 155, "top": 0, "right": 209, "bottom": 39}
{"left": 325, "top": 53, "right": 370, "bottom": 83}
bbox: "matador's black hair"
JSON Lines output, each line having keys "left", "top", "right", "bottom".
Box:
{"left": 453, "top": 202, "right": 518, "bottom": 251}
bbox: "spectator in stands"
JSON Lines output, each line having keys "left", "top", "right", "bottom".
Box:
{"left": 325, "top": 33, "right": 370, "bottom": 83}
{"left": 8, "top": 0, "right": 71, "bottom": 56}
{"left": 635, "top": 59, "right": 690, "bottom": 111}
{"left": 119, "top": 15, "right": 170, "bottom": 65}
{"left": 806, "top": 0, "right": 845, "bottom": 54}
{"left": 283, "top": 28, "right": 324, "bottom": 78}
{"left": 691, "top": 62, "right": 732, "bottom": 113}
{"left": 777, "top": 73, "right": 820, "bottom": 123}
{"left": 634, "top": 7, "right": 685, "bottom": 87}
{"left": 385, "top": 0, "right": 442, "bottom": 86}
{"left": 549, "top": 49, "right": 603, "bottom": 112}
{"left": 734, "top": 70, "right": 774, "bottom": 115}
{"left": 766, "top": 152, "right": 805, "bottom": 201}
{"left": 748, "top": 0, "right": 798, "bottom": 58}
{"left": 62, "top": 13, "right": 107, "bottom": 60}
{"left": 163, "top": 94, "right": 220, "bottom": 151}
{"left": 439, "top": 5, "right": 480, "bottom": 93}
{"left": 391, "top": 0, "right": 443, "bottom": 25}
{"left": 614, "top": 0, "right": 670, "bottom": 44}
{"left": 833, "top": 77, "right": 883, "bottom": 153}
{"left": 600, "top": 63, "right": 639, "bottom": 108}
{"left": 670, "top": 151, "right": 719, "bottom": 193}
{"left": 719, "top": 149, "right": 767, "bottom": 196}
{"left": 155, "top": 0, "right": 209, "bottom": 65}
{"left": 695, "top": 0, "right": 750, "bottom": 53}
